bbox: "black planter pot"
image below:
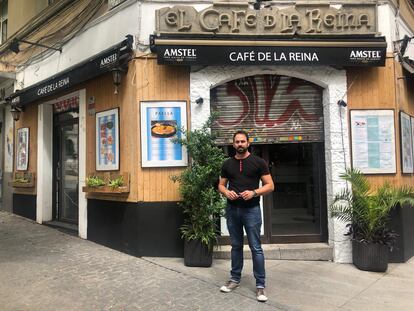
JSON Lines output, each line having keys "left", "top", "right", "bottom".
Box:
{"left": 184, "top": 239, "right": 213, "bottom": 267}
{"left": 352, "top": 240, "right": 389, "bottom": 272}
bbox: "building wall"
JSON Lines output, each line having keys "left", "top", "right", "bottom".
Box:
{"left": 347, "top": 56, "right": 414, "bottom": 188}
{"left": 13, "top": 103, "right": 38, "bottom": 196}
{"left": 82, "top": 57, "right": 189, "bottom": 203}
{"left": 399, "top": 0, "right": 414, "bottom": 33}
{"left": 7, "top": 0, "right": 414, "bottom": 260}
{"left": 189, "top": 64, "right": 352, "bottom": 262}
{"left": 135, "top": 57, "right": 190, "bottom": 202}
{"left": 15, "top": 0, "right": 139, "bottom": 88}
{"left": 7, "top": 0, "right": 49, "bottom": 38}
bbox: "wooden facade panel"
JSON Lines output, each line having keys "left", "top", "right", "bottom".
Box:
{"left": 84, "top": 65, "right": 138, "bottom": 202}
{"left": 347, "top": 57, "right": 414, "bottom": 187}
{"left": 135, "top": 58, "right": 190, "bottom": 202}
{"left": 13, "top": 104, "right": 38, "bottom": 195}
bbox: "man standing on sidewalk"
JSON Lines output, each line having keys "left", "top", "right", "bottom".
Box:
{"left": 218, "top": 130, "right": 274, "bottom": 302}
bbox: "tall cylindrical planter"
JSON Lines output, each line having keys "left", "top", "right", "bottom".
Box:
{"left": 352, "top": 240, "right": 389, "bottom": 272}
{"left": 184, "top": 239, "right": 213, "bottom": 267}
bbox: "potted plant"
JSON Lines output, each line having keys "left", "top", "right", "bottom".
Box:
{"left": 172, "top": 116, "right": 226, "bottom": 267}
{"left": 330, "top": 168, "right": 414, "bottom": 272}
{"left": 83, "top": 173, "right": 130, "bottom": 194}
{"left": 85, "top": 175, "right": 106, "bottom": 188}
{"left": 108, "top": 175, "right": 124, "bottom": 190}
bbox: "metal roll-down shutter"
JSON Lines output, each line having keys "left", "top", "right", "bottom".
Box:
{"left": 210, "top": 75, "right": 324, "bottom": 145}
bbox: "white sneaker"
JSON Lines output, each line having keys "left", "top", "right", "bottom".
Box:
{"left": 220, "top": 280, "right": 239, "bottom": 293}
{"left": 256, "top": 288, "right": 268, "bottom": 302}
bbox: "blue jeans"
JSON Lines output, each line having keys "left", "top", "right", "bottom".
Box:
{"left": 225, "top": 204, "right": 265, "bottom": 288}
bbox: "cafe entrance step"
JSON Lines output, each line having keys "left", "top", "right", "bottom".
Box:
{"left": 213, "top": 243, "right": 333, "bottom": 261}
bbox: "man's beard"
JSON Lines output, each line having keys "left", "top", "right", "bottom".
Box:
{"left": 236, "top": 147, "right": 248, "bottom": 154}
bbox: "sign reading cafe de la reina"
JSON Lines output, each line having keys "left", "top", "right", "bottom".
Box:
{"left": 155, "top": 3, "right": 378, "bottom": 36}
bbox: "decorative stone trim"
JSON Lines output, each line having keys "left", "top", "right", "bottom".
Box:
{"left": 190, "top": 65, "right": 352, "bottom": 262}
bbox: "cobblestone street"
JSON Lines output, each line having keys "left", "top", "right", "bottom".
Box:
{"left": 0, "top": 211, "right": 280, "bottom": 311}
{"left": 2, "top": 211, "right": 414, "bottom": 311}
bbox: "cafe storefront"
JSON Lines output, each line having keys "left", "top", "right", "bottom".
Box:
{"left": 8, "top": 36, "right": 133, "bottom": 237}
{"left": 149, "top": 1, "right": 389, "bottom": 261}
{"left": 8, "top": 1, "right": 414, "bottom": 263}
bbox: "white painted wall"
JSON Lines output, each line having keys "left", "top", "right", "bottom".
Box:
{"left": 36, "top": 103, "right": 53, "bottom": 223}
{"left": 378, "top": 2, "right": 414, "bottom": 59}
{"left": 378, "top": 3, "right": 396, "bottom": 54}
{"left": 78, "top": 89, "right": 87, "bottom": 239}
{"left": 15, "top": 0, "right": 140, "bottom": 89}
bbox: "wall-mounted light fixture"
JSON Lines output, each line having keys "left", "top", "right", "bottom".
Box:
{"left": 395, "top": 35, "right": 414, "bottom": 57}
{"left": 111, "top": 67, "right": 125, "bottom": 95}
{"left": 337, "top": 99, "right": 347, "bottom": 107}
{"left": 195, "top": 97, "right": 204, "bottom": 105}
{"left": 10, "top": 104, "right": 25, "bottom": 122}
{"left": 9, "top": 38, "right": 62, "bottom": 54}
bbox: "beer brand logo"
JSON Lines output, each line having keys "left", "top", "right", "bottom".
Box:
{"left": 350, "top": 50, "right": 381, "bottom": 62}
{"left": 163, "top": 48, "right": 197, "bottom": 62}
{"left": 100, "top": 53, "right": 117, "bottom": 68}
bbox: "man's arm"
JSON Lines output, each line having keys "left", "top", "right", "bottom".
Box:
{"left": 239, "top": 174, "right": 274, "bottom": 201}
{"left": 257, "top": 174, "right": 274, "bottom": 195}
{"left": 218, "top": 177, "right": 239, "bottom": 200}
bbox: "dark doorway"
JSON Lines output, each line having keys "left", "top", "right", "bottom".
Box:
{"left": 53, "top": 111, "right": 79, "bottom": 223}
{"left": 262, "top": 143, "right": 327, "bottom": 243}
{"left": 221, "top": 142, "right": 327, "bottom": 244}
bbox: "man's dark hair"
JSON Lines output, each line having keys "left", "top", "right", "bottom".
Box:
{"left": 233, "top": 130, "right": 249, "bottom": 142}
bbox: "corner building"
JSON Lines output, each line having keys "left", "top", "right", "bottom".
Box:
{"left": 4, "top": 0, "right": 414, "bottom": 263}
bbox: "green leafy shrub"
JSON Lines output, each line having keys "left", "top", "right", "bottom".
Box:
{"left": 13, "top": 177, "right": 29, "bottom": 183}
{"left": 108, "top": 176, "right": 124, "bottom": 189}
{"left": 86, "top": 175, "right": 106, "bottom": 188}
{"left": 171, "top": 115, "right": 226, "bottom": 247}
{"left": 330, "top": 168, "right": 414, "bottom": 248}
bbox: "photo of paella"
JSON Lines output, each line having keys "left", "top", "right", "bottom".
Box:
{"left": 151, "top": 121, "right": 177, "bottom": 138}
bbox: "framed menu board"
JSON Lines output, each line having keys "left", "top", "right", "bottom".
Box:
{"left": 96, "top": 108, "right": 119, "bottom": 171}
{"left": 140, "top": 101, "right": 188, "bottom": 167}
{"left": 350, "top": 110, "right": 396, "bottom": 174}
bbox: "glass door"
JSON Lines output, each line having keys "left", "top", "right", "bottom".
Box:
{"left": 54, "top": 113, "right": 79, "bottom": 223}
{"left": 264, "top": 143, "right": 328, "bottom": 243}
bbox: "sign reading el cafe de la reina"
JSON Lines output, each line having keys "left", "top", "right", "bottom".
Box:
{"left": 155, "top": 3, "right": 378, "bottom": 36}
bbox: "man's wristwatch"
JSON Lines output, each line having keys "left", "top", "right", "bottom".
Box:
{"left": 252, "top": 190, "right": 258, "bottom": 197}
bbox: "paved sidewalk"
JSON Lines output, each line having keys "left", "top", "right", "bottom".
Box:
{"left": 1, "top": 211, "right": 414, "bottom": 311}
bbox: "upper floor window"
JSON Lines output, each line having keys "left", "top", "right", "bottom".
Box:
{"left": 0, "top": 0, "right": 7, "bottom": 44}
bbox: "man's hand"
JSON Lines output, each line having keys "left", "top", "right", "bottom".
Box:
{"left": 225, "top": 190, "right": 239, "bottom": 201}
{"left": 240, "top": 190, "right": 255, "bottom": 201}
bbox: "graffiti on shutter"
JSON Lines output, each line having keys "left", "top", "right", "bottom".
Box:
{"left": 211, "top": 75, "right": 324, "bottom": 144}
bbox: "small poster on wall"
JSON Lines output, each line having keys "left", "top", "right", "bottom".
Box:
{"left": 140, "top": 101, "right": 188, "bottom": 167}
{"left": 350, "top": 110, "right": 396, "bottom": 174}
{"left": 400, "top": 111, "right": 414, "bottom": 173}
{"left": 5, "top": 112, "right": 14, "bottom": 172}
{"left": 16, "top": 127, "right": 29, "bottom": 171}
{"left": 96, "top": 108, "right": 119, "bottom": 171}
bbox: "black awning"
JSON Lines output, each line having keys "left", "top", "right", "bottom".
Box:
{"left": 8, "top": 35, "right": 133, "bottom": 107}
{"left": 150, "top": 35, "right": 387, "bottom": 67}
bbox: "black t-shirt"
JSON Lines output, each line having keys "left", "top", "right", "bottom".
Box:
{"left": 220, "top": 154, "right": 270, "bottom": 208}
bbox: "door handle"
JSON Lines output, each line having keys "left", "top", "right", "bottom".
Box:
{"left": 56, "top": 161, "right": 61, "bottom": 181}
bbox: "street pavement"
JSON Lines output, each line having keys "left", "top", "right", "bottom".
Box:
{"left": 1, "top": 210, "right": 414, "bottom": 311}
